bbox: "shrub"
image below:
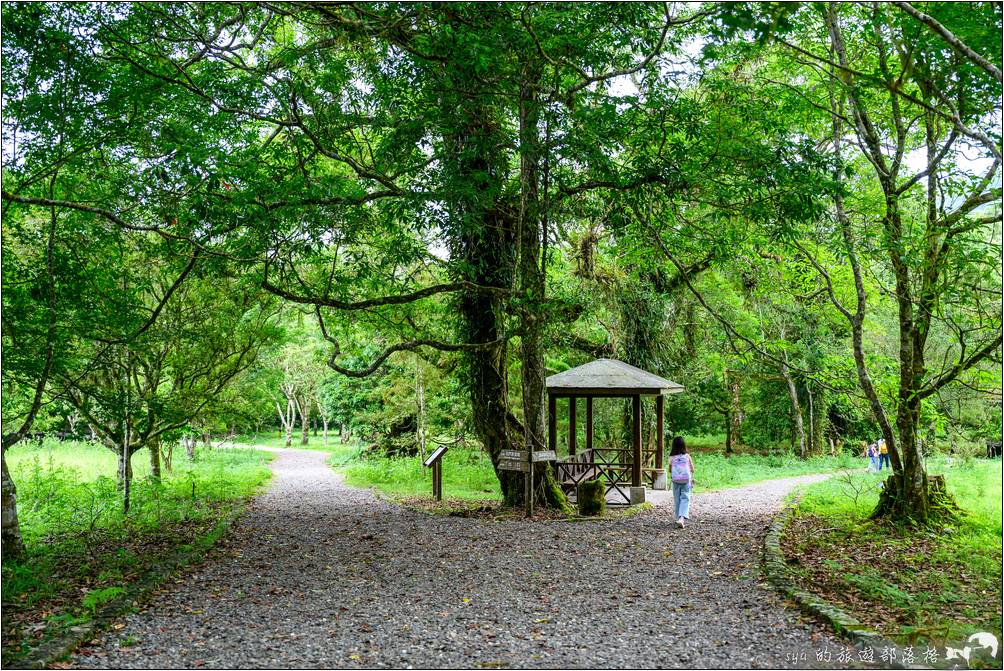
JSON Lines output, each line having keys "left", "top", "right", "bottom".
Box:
{"left": 81, "top": 586, "right": 125, "bottom": 613}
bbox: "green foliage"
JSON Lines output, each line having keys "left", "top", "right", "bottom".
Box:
{"left": 0, "top": 1, "right": 998, "bottom": 527}
{"left": 80, "top": 586, "right": 125, "bottom": 614}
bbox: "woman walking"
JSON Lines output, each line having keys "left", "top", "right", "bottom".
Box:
{"left": 669, "top": 436, "right": 694, "bottom": 529}
{"left": 878, "top": 438, "right": 890, "bottom": 470}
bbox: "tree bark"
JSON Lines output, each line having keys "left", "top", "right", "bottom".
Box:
{"left": 444, "top": 88, "right": 523, "bottom": 504}
{"left": 780, "top": 357, "right": 806, "bottom": 458}
{"left": 117, "top": 447, "right": 133, "bottom": 514}
{"left": 726, "top": 371, "right": 742, "bottom": 455}
{"left": 294, "top": 394, "right": 310, "bottom": 446}
{"left": 1, "top": 450, "right": 26, "bottom": 560}
{"left": 415, "top": 361, "right": 427, "bottom": 461}
{"left": 517, "top": 57, "right": 567, "bottom": 510}
{"left": 807, "top": 383, "right": 814, "bottom": 455}
{"left": 276, "top": 398, "right": 296, "bottom": 447}
{"left": 162, "top": 439, "right": 174, "bottom": 473}
{"left": 724, "top": 411, "right": 733, "bottom": 456}
{"left": 149, "top": 437, "right": 161, "bottom": 483}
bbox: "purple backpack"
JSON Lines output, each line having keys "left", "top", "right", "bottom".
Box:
{"left": 670, "top": 454, "right": 691, "bottom": 484}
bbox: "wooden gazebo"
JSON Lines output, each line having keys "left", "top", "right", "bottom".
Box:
{"left": 546, "top": 359, "right": 684, "bottom": 504}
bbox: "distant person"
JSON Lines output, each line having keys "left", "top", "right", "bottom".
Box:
{"left": 878, "top": 438, "right": 890, "bottom": 470}
{"left": 867, "top": 442, "right": 879, "bottom": 472}
{"left": 669, "top": 436, "right": 694, "bottom": 529}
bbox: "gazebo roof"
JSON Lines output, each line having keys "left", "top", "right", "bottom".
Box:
{"left": 545, "top": 358, "right": 685, "bottom": 396}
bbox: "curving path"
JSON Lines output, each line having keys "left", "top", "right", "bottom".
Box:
{"left": 71, "top": 449, "right": 850, "bottom": 669}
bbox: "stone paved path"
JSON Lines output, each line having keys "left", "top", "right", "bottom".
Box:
{"left": 71, "top": 449, "right": 852, "bottom": 669}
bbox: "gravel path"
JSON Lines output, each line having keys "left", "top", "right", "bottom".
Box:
{"left": 71, "top": 450, "right": 852, "bottom": 669}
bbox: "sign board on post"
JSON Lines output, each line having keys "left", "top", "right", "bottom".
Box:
{"left": 499, "top": 459, "right": 530, "bottom": 473}
{"left": 423, "top": 445, "right": 449, "bottom": 501}
{"left": 500, "top": 449, "right": 528, "bottom": 461}
{"left": 499, "top": 448, "right": 556, "bottom": 516}
{"left": 423, "top": 445, "right": 449, "bottom": 468}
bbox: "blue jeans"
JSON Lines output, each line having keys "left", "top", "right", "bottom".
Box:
{"left": 869, "top": 456, "right": 879, "bottom": 471}
{"left": 879, "top": 454, "right": 890, "bottom": 470}
{"left": 673, "top": 481, "right": 692, "bottom": 519}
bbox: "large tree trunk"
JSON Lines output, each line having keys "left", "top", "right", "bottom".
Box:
{"left": 516, "top": 58, "right": 566, "bottom": 511}
{"left": 445, "top": 94, "right": 524, "bottom": 504}
{"left": 874, "top": 383, "right": 940, "bottom": 523}
{"left": 1, "top": 450, "right": 26, "bottom": 560}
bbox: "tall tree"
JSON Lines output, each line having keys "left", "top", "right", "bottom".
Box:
{"left": 781, "top": 3, "right": 1002, "bottom": 522}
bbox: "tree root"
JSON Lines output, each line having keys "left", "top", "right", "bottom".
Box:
{"left": 871, "top": 473, "right": 960, "bottom": 527}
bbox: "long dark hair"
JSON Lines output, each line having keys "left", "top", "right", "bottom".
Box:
{"left": 670, "top": 436, "right": 687, "bottom": 456}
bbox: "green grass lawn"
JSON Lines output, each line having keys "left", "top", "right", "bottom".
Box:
{"left": 690, "top": 451, "right": 860, "bottom": 491}
{"left": 2, "top": 438, "right": 272, "bottom": 664}
{"left": 339, "top": 447, "right": 502, "bottom": 501}
{"left": 784, "top": 457, "right": 1003, "bottom": 654}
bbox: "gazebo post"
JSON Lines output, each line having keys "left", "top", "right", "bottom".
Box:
{"left": 631, "top": 394, "right": 642, "bottom": 487}
{"left": 548, "top": 394, "right": 557, "bottom": 453}
{"left": 656, "top": 394, "right": 665, "bottom": 470}
{"left": 653, "top": 393, "right": 668, "bottom": 490}
{"left": 585, "top": 396, "right": 594, "bottom": 453}
{"left": 568, "top": 397, "right": 577, "bottom": 456}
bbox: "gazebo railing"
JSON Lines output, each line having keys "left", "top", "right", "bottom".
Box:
{"left": 587, "top": 445, "right": 661, "bottom": 488}
{"left": 554, "top": 449, "right": 633, "bottom": 505}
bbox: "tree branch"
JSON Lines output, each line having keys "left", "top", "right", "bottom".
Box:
{"left": 893, "top": 1, "right": 1003, "bottom": 83}
{"left": 261, "top": 273, "right": 509, "bottom": 311}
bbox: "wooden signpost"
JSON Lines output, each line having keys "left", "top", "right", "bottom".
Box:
{"left": 499, "top": 447, "right": 556, "bottom": 516}
{"left": 423, "top": 445, "right": 449, "bottom": 501}
{"left": 499, "top": 459, "right": 530, "bottom": 473}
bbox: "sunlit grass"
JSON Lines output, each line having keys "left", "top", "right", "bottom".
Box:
{"left": 2, "top": 437, "right": 273, "bottom": 664}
